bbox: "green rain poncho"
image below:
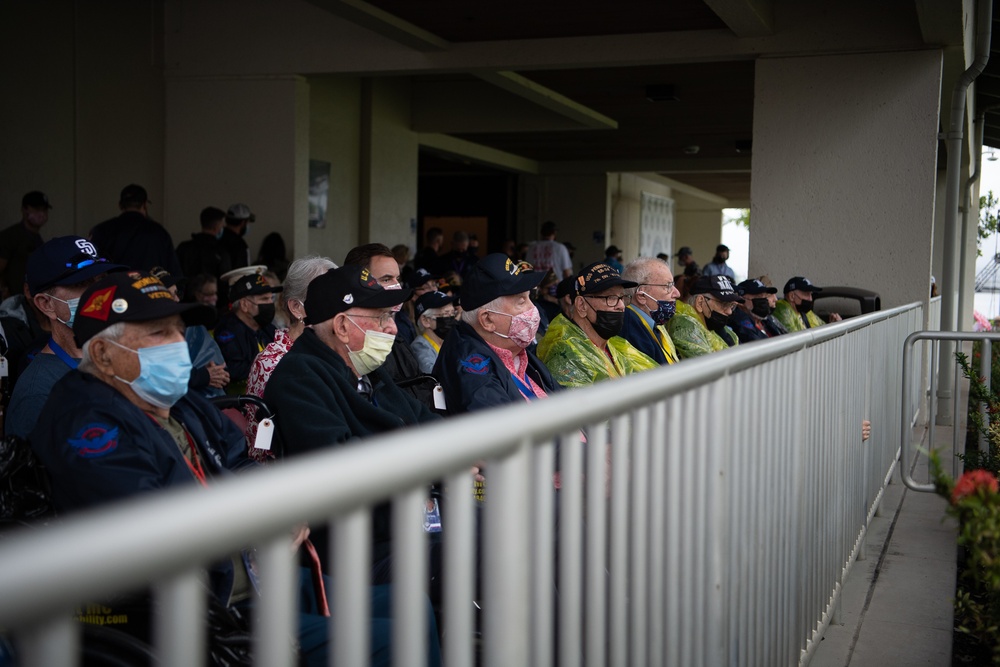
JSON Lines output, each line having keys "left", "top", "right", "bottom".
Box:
{"left": 537, "top": 314, "right": 658, "bottom": 388}
{"left": 666, "top": 300, "right": 736, "bottom": 359}
{"left": 773, "top": 299, "right": 824, "bottom": 333}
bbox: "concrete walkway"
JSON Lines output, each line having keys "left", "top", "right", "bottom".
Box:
{"left": 811, "top": 419, "right": 961, "bottom": 667}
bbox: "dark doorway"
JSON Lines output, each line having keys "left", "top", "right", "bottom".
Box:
{"left": 417, "top": 150, "right": 518, "bottom": 258}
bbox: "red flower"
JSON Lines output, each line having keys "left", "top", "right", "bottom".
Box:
{"left": 952, "top": 469, "right": 1000, "bottom": 504}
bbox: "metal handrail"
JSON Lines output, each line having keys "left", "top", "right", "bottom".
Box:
{"left": 0, "top": 300, "right": 926, "bottom": 666}
{"left": 900, "top": 329, "right": 1000, "bottom": 492}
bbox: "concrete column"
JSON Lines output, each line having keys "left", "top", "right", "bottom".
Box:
{"left": 535, "top": 174, "right": 610, "bottom": 267}
{"left": 164, "top": 76, "right": 310, "bottom": 258}
{"left": 674, "top": 192, "right": 725, "bottom": 276}
{"left": 359, "top": 78, "right": 419, "bottom": 250}
{"left": 749, "top": 50, "right": 943, "bottom": 310}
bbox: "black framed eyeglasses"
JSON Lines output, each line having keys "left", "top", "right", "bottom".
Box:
{"left": 642, "top": 282, "right": 675, "bottom": 291}
{"left": 583, "top": 294, "right": 631, "bottom": 307}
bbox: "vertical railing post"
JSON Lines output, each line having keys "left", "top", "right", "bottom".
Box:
{"left": 979, "top": 339, "right": 992, "bottom": 451}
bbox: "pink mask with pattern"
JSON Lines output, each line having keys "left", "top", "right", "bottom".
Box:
{"left": 488, "top": 305, "right": 541, "bottom": 348}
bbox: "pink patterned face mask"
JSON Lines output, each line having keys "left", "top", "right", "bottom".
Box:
{"left": 488, "top": 305, "right": 541, "bottom": 348}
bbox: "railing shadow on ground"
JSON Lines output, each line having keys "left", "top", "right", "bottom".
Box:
{"left": 0, "top": 302, "right": 928, "bottom": 667}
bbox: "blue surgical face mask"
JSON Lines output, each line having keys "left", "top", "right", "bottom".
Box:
{"left": 48, "top": 294, "right": 80, "bottom": 328}
{"left": 109, "top": 340, "right": 192, "bottom": 409}
{"left": 639, "top": 291, "right": 675, "bottom": 326}
{"left": 215, "top": 228, "right": 224, "bottom": 240}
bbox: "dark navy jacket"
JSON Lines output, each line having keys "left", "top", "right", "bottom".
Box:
{"left": 30, "top": 369, "right": 256, "bottom": 601}
{"left": 433, "top": 320, "right": 559, "bottom": 415}
{"left": 620, "top": 305, "right": 671, "bottom": 365}
{"left": 728, "top": 307, "right": 770, "bottom": 344}
{"left": 214, "top": 311, "right": 276, "bottom": 385}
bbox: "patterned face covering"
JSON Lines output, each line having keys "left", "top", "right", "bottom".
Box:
{"left": 488, "top": 305, "right": 541, "bottom": 348}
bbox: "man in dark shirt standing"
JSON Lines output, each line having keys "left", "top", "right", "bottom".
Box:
{"left": 89, "top": 184, "right": 182, "bottom": 277}
{"left": 176, "top": 206, "right": 232, "bottom": 280}
{"left": 218, "top": 203, "right": 254, "bottom": 271}
{"left": 0, "top": 191, "right": 51, "bottom": 299}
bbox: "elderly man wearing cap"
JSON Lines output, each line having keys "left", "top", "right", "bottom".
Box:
{"left": 5, "top": 236, "right": 124, "bottom": 438}
{"left": 668, "top": 274, "right": 742, "bottom": 358}
{"left": 29, "top": 269, "right": 428, "bottom": 667}
{"left": 702, "top": 244, "right": 736, "bottom": 280}
{"left": 89, "top": 184, "right": 182, "bottom": 277}
{"left": 620, "top": 256, "right": 681, "bottom": 365}
{"left": 411, "top": 290, "right": 458, "bottom": 374}
{"left": 214, "top": 270, "right": 281, "bottom": 393}
{"left": 728, "top": 278, "right": 786, "bottom": 344}
{"left": 434, "top": 253, "right": 560, "bottom": 413}
{"left": 537, "top": 262, "right": 657, "bottom": 388}
{"left": 0, "top": 191, "right": 51, "bottom": 299}
{"left": 773, "top": 276, "right": 842, "bottom": 333}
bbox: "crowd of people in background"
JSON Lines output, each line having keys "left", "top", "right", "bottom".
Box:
{"left": 0, "top": 189, "right": 854, "bottom": 665}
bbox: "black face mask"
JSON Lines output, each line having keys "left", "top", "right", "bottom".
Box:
{"left": 751, "top": 298, "right": 772, "bottom": 319}
{"left": 706, "top": 309, "right": 730, "bottom": 331}
{"left": 796, "top": 299, "right": 814, "bottom": 314}
{"left": 434, "top": 316, "right": 457, "bottom": 339}
{"left": 253, "top": 303, "right": 275, "bottom": 328}
{"left": 591, "top": 310, "right": 625, "bottom": 339}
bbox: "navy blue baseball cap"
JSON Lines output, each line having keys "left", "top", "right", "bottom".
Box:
{"left": 737, "top": 278, "right": 777, "bottom": 296}
{"left": 690, "top": 274, "right": 742, "bottom": 302}
{"left": 26, "top": 236, "right": 126, "bottom": 295}
{"left": 575, "top": 262, "right": 637, "bottom": 295}
{"left": 459, "top": 253, "right": 545, "bottom": 311}
{"left": 305, "top": 264, "right": 411, "bottom": 325}
{"left": 409, "top": 267, "right": 438, "bottom": 288}
{"left": 783, "top": 276, "right": 823, "bottom": 294}
{"left": 415, "top": 290, "right": 458, "bottom": 318}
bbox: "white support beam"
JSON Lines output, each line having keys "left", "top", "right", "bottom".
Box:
{"left": 702, "top": 0, "right": 773, "bottom": 38}
{"left": 475, "top": 71, "right": 619, "bottom": 130}
{"left": 304, "top": 0, "right": 450, "bottom": 51}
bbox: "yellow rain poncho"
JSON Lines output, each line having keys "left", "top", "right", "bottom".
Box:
{"left": 537, "top": 314, "right": 658, "bottom": 388}
{"left": 773, "top": 299, "right": 824, "bottom": 333}
{"left": 667, "top": 301, "right": 736, "bottom": 359}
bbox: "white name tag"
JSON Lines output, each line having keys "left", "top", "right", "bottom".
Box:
{"left": 0, "top": 357, "right": 8, "bottom": 378}
{"left": 254, "top": 418, "right": 274, "bottom": 451}
{"left": 433, "top": 384, "right": 447, "bottom": 410}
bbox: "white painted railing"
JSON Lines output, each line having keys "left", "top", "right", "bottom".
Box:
{"left": 0, "top": 302, "right": 925, "bottom": 666}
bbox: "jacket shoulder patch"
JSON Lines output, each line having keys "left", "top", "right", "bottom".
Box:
{"left": 68, "top": 424, "right": 120, "bottom": 458}
{"left": 459, "top": 354, "right": 491, "bottom": 375}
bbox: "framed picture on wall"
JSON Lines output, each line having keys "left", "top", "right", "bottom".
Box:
{"left": 309, "top": 160, "right": 330, "bottom": 229}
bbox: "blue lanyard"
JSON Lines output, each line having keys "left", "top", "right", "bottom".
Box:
{"left": 511, "top": 371, "right": 536, "bottom": 401}
{"left": 48, "top": 337, "right": 79, "bottom": 369}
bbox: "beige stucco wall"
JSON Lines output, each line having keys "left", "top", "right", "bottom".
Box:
{"left": 307, "top": 76, "right": 362, "bottom": 263}
{"left": 608, "top": 174, "right": 674, "bottom": 265}
{"left": 164, "top": 76, "right": 309, "bottom": 259}
{"left": 360, "top": 79, "right": 419, "bottom": 252}
{"left": 0, "top": 1, "right": 164, "bottom": 238}
{"left": 673, "top": 192, "right": 725, "bottom": 274}
{"left": 533, "top": 174, "right": 610, "bottom": 271}
{"left": 750, "top": 50, "right": 943, "bottom": 309}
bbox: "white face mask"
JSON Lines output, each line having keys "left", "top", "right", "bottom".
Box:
{"left": 346, "top": 317, "right": 395, "bottom": 376}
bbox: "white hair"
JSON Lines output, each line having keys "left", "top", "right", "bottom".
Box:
{"left": 281, "top": 255, "right": 337, "bottom": 316}
{"left": 459, "top": 296, "right": 507, "bottom": 325}
{"left": 416, "top": 306, "right": 445, "bottom": 333}
{"left": 78, "top": 322, "right": 127, "bottom": 374}
{"left": 622, "top": 256, "right": 667, "bottom": 287}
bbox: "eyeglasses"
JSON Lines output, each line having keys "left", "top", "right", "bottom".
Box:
{"left": 643, "top": 282, "right": 675, "bottom": 291}
{"left": 708, "top": 298, "right": 737, "bottom": 314}
{"left": 583, "top": 294, "right": 631, "bottom": 308}
{"left": 349, "top": 312, "right": 395, "bottom": 328}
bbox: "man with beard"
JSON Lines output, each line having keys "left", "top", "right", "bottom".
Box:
{"left": 537, "top": 262, "right": 657, "bottom": 388}
{"left": 668, "top": 274, "right": 741, "bottom": 358}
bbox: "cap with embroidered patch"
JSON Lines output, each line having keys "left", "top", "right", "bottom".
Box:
{"left": 305, "top": 264, "right": 412, "bottom": 325}
{"left": 73, "top": 271, "right": 214, "bottom": 347}
{"left": 26, "top": 236, "right": 126, "bottom": 295}
{"left": 229, "top": 273, "right": 282, "bottom": 301}
{"left": 690, "top": 274, "right": 742, "bottom": 303}
{"left": 575, "top": 262, "right": 637, "bottom": 296}
{"left": 459, "top": 253, "right": 545, "bottom": 311}
{"left": 736, "top": 278, "right": 777, "bottom": 296}
{"left": 415, "top": 291, "right": 458, "bottom": 319}
{"left": 226, "top": 203, "right": 255, "bottom": 222}
{"left": 783, "top": 276, "right": 823, "bottom": 294}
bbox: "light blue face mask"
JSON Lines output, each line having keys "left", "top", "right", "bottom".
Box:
{"left": 215, "top": 228, "right": 224, "bottom": 240}
{"left": 110, "top": 340, "right": 192, "bottom": 409}
{"left": 48, "top": 294, "right": 80, "bottom": 328}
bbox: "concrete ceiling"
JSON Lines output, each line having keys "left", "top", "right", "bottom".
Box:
{"left": 307, "top": 0, "right": 970, "bottom": 206}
